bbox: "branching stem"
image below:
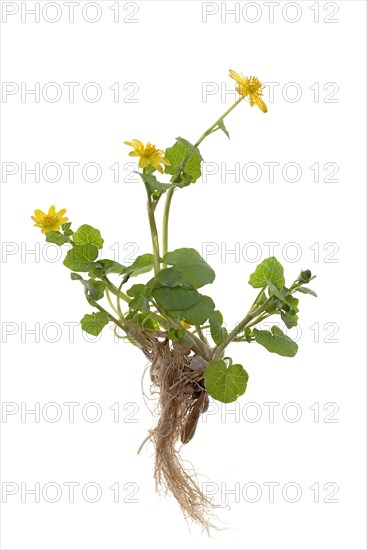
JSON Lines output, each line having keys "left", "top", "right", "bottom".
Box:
{"left": 162, "top": 96, "right": 244, "bottom": 257}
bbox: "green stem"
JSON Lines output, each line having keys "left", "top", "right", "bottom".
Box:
{"left": 213, "top": 314, "right": 254, "bottom": 360}
{"left": 195, "top": 324, "right": 209, "bottom": 346}
{"left": 105, "top": 288, "right": 120, "bottom": 317}
{"left": 114, "top": 325, "right": 127, "bottom": 340}
{"left": 232, "top": 312, "right": 271, "bottom": 341}
{"left": 102, "top": 276, "right": 130, "bottom": 303}
{"left": 245, "top": 312, "right": 271, "bottom": 331}
{"left": 213, "top": 298, "right": 272, "bottom": 360}
{"left": 162, "top": 187, "right": 174, "bottom": 262}
{"left": 194, "top": 96, "right": 244, "bottom": 148}
{"left": 86, "top": 292, "right": 153, "bottom": 352}
{"left": 85, "top": 292, "right": 125, "bottom": 330}
{"left": 152, "top": 303, "right": 212, "bottom": 360}
{"left": 116, "top": 278, "right": 126, "bottom": 320}
{"left": 145, "top": 186, "right": 160, "bottom": 275}
{"left": 162, "top": 96, "right": 244, "bottom": 258}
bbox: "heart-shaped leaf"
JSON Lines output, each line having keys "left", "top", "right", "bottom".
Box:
{"left": 204, "top": 360, "right": 249, "bottom": 403}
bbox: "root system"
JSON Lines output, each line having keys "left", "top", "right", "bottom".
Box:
{"left": 141, "top": 337, "right": 219, "bottom": 531}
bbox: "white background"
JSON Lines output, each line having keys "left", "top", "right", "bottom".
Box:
{"left": 1, "top": 1, "right": 366, "bottom": 549}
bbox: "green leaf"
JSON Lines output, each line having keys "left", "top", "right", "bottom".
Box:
{"left": 164, "top": 137, "right": 202, "bottom": 184}
{"left": 45, "top": 231, "right": 70, "bottom": 246}
{"left": 156, "top": 268, "right": 193, "bottom": 288}
{"left": 204, "top": 360, "right": 249, "bottom": 404}
{"left": 183, "top": 295, "right": 215, "bottom": 325}
{"left": 282, "top": 295, "right": 299, "bottom": 314}
{"left": 86, "top": 280, "right": 106, "bottom": 301}
{"left": 253, "top": 326, "right": 298, "bottom": 357}
{"left": 91, "top": 259, "right": 126, "bottom": 278}
{"left": 121, "top": 254, "right": 154, "bottom": 277}
{"left": 156, "top": 268, "right": 184, "bottom": 287}
{"left": 63, "top": 244, "right": 99, "bottom": 272}
{"left": 266, "top": 279, "right": 288, "bottom": 302}
{"left": 217, "top": 119, "right": 230, "bottom": 139}
{"left": 168, "top": 327, "right": 185, "bottom": 341}
{"left": 209, "top": 310, "right": 228, "bottom": 346}
{"left": 244, "top": 327, "right": 253, "bottom": 343}
{"left": 169, "top": 295, "right": 215, "bottom": 325}
{"left": 288, "top": 295, "right": 299, "bottom": 312}
{"left": 99, "top": 259, "right": 125, "bottom": 274}
{"left": 281, "top": 311, "right": 298, "bottom": 329}
{"left": 71, "top": 273, "right": 106, "bottom": 301}
{"left": 176, "top": 137, "right": 203, "bottom": 159}
{"left": 266, "top": 283, "right": 299, "bottom": 323}
{"left": 73, "top": 224, "right": 104, "bottom": 249}
{"left": 81, "top": 311, "right": 109, "bottom": 336}
{"left": 126, "top": 284, "right": 147, "bottom": 311}
{"left": 137, "top": 312, "right": 160, "bottom": 331}
{"left": 162, "top": 248, "right": 215, "bottom": 289}
{"left": 249, "top": 257, "right": 285, "bottom": 289}
{"left": 297, "top": 286, "right": 317, "bottom": 297}
{"left": 61, "top": 223, "right": 73, "bottom": 237}
{"left": 126, "top": 284, "right": 146, "bottom": 298}
{"left": 129, "top": 295, "right": 145, "bottom": 311}
{"left": 139, "top": 172, "right": 172, "bottom": 194}
{"left": 152, "top": 285, "right": 199, "bottom": 311}
{"left": 266, "top": 301, "right": 278, "bottom": 314}
{"left": 176, "top": 173, "right": 193, "bottom": 188}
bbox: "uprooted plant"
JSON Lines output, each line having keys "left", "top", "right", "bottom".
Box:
{"left": 31, "top": 69, "right": 316, "bottom": 531}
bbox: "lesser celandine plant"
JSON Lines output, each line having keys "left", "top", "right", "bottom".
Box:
{"left": 32, "top": 70, "right": 316, "bottom": 530}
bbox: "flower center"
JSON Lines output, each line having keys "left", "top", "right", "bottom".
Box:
{"left": 43, "top": 215, "right": 55, "bottom": 226}
{"left": 144, "top": 145, "right": 157, "bottom": 158}
{"left": 248, "top": 78, "right": 262, "bottom": 95}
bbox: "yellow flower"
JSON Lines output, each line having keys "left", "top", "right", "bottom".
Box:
{"left": 180, "top": 320, "right": 191, "bottom": 330}
{"left": 31, "top": 205, "right": 68, "bottom": 234}
{"left": 124, "top": 139, "right": 171, "bottom": 174}
{"left": 229, "top": 70, "right": 267, "bottom": 113}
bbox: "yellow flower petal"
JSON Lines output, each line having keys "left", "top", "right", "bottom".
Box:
{"left": 131, "top": 139, "right": 144, "bottom": 149}
{"left": 229, "top": 70, "right": 266, "bottom": 111}
{"left": 34, "top": 209, "right": 46, "bottom": 218}
{"left": 31, "top": 206, "right": 68, "bottom": 235}
{"left": 125, "top": 139, "right": 170, "bottom": 175}
{"left": 229, "top": 69, "right": 243, "bottom": 83}
{"left": 153, "top": 163, "right": 163, "bottom": 174}
{"left": 139, "top": 157, "right": 149, "bottom": 168}
{"left": 255, "top": 97, "right": 267, "bottom": 113}
{"left": 237, "top": 84, "right": 249, "bottom": 98}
